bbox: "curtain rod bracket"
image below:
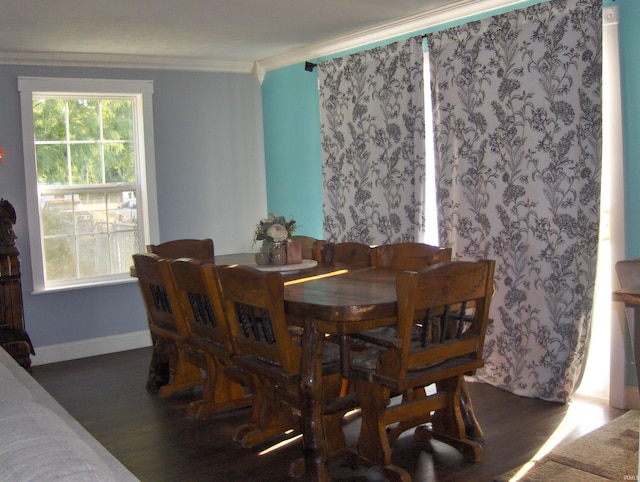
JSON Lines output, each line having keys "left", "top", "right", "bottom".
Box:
{"left": 304, "top": 62, "right": 317, "bottom": 72}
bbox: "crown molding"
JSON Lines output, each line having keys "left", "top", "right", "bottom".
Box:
{"left": 0, "top": 50, "right": 255, "bottom": 74}
{"left": 0, "top": 0, "right": 534, "bottom": 77}
{"left": 255, "top": 0, "right": 532, "bottom": 73}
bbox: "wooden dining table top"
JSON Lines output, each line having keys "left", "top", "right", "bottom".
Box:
{"left": 214, "top": 252, "right": 400, "bottom": 335}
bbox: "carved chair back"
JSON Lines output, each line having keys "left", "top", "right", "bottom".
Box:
{"left": 167, "top": 258, "right": 231, "bottom": 353}
{"left": 217, "top": 265, "right": 300, "bottom": 375}
{"left": 373, "top": 242, "right": 452, "bottom": 271}
{"left": 321, "top": 242, "right": 373, "bottom": 267}
{"left": 147, "top": 238, "right": 214, "bottom": 261}
{"left": 290, "top": 235, "right": 324, "bottom": 261}
{"left": 132, "top": 252, "right": 184, "bottom": 338}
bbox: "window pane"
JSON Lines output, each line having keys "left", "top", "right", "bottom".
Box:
{"left": 77, "top": 234, "right": 100, "bottom": 277}
{"left": 110, "top": 227, "right": 139, "bottom": 273}
{"left": 83, "top": 191, "right": 108, "bottom": 226}
{"left": 41, "top": 195, "right": 81, "bottom": 236}
{"left": 44, "top": 236, "right": 77, "bottom": 281}
{"left": 108, "top": 191, "right": 137, "bottom": 225}
{"left": 70, "top": 143, "right": 101, "bottom": 184}
{"left": 102, "top": 100, "right": 133, "bottom": 141}
{"left": 33, "top": 98, "right": 66, "bottom": 142}
{"left": 68, "top": 99, "right": 99, "bottom": 140}
{"left": 36, "top": 144, "right": 68, "bottom": 184}
{"left": 105, "top": 142, "right": 135, "bottom": 183}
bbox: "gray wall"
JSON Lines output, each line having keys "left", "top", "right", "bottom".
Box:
{"left": 0, "top": 65, "right": 266, "bottom": 362}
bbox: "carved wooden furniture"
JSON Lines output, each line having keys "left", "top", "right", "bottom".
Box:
{"left": 132, "top": 253, "right": 203, "bottom": 395}
{"left": 0, "top": 198, "right": 33, "bottom": 371}
{"left": 166, "top": 258, "right": 253, "bottom": 419}
{"left": 320, "top": 242, "right": 373, "bottom": 267}
{"left": 135, "top": 251, "right": 487, "bottom": 481}
{"left": 280, "top": 260, "right": 492, "bottom": 481}
{"left": 373, "top": 242, "right": 452, "bottom": 270}
{"left": 290, "top": 235, "right": 324, "bottom": 261}
{"left": 147, "top": 238, "right": 214, "bottom": 262}
{"left": 142, "top": 238, "right": 215, "bottom": 390}
{"left": 347, "top": 260, "right": 495, "bottom": 480}
{"left": 217, "top": 264, "right": 348, "bottom": 476}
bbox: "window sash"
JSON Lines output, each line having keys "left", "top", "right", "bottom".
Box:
{"left": 19, "top": 77, "right": 158, "bottom": 292}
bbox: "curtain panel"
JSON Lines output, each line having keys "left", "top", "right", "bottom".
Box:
{"left": 428, "top": 0, "right": 602, "bottom": 402}
{"left": 318, "top": 37, "right": 426, "bottom": 244}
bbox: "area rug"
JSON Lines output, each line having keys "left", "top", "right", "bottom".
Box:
{"left": 495, "top": 409, "right": 639, "bottom": 481}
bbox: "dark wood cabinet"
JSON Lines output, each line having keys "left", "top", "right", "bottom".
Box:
{"left": 0, "top": 199, "right": 33, "bottom": 371}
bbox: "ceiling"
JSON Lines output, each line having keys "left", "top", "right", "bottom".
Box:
{"left": 0, "top": 0, "right": 519, "bottom": 74}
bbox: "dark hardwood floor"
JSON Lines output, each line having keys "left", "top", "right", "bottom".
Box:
{"left": 31, "top": 347, "right": 625, "bottom": 481}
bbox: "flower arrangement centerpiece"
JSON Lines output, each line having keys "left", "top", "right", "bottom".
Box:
{"left": 253, "top": 213, "right": 296, "bottom": 253}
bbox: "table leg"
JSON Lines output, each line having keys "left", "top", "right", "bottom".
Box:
{"left": 299, "top": 317, "right": 331, "bottom": 482}
{"left": 460, "top": 381, "right": 483, "bottom": 439}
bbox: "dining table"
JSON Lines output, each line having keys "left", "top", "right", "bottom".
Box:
{"left": 215, "top": 253, "right": 484, "bottom": 481}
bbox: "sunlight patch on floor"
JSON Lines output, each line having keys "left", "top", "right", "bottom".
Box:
{"left": 258, "top": 430, "right": 302, "bottom": 456}
{"left": 507, "top": 395, "right": 610, "bottom": 480}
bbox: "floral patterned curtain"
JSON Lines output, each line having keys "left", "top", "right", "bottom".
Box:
{"left": 428, "top": 0, "right": 602, "bottom": 402}
{"left": 318, "top": 37, "right": 426, "bottom": 244}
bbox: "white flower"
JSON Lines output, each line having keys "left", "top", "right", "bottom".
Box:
{"left": 266, "top": 223, "right": 288, "bottom": 242}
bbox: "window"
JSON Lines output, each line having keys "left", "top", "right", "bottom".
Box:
{"left": 19, "top": 77, "right": 158, "bottom": 292}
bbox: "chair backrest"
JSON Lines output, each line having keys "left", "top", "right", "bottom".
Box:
{"left": 389, "top": 260, "right": 495, "bottom": 381}
{"left": 147, "top": 238, "right": 214, "bottom": 261}
{"left": 167, "top": 258, "right": 232, "bottom": 353}
{"left": 132, "top": 252, "right": 185, "bottom": 335}
{"left": 321, "top": 242, "right": 373, "bottom": 267}
{"left": 217, "top": 265, "right": 300, "bottom": 374}
{"left": 616, "top": 258, "right": 640, "bottom": 289}
{"left": 290, "top": 235, "right": 324, "bottom": 261}
{"left": 373, "top": 242, "right": 452, "bottom": 270}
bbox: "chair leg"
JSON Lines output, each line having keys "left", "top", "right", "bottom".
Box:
{"left": 414, "top": 376, "right": 483, "bottom": 462}
{"left": 353, "top": 379, "right": 393, "bottom": 466}
{"left": 146, "top": 337, "right": 173, "bottom": 392}
{"left": 233, "top": 378, "right": 298, "bottom": 448}
{"left": 188, "top": 355, "right": 252, "bottom": 419}
{"left": 460, "top": 381, "right": 483, "bottom": 439}
{"left": 386, "top": 387, "right": 432, "bottom": 443}
{"left": 158, "top": 347, "right": 203, "bottom": 397}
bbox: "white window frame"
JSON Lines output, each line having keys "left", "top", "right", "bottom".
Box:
{"left": 19, "top": 77, "right": 159, "bottom": 292}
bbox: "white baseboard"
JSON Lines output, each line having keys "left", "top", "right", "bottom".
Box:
{"left": 30, "top": 330, "right": 153, "bottom": 366}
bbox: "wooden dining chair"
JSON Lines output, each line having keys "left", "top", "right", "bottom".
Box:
{"left": 147, "top": 238, "right": 214, "bottom": 261}
{"left": 166, "top": 258, "right": 253, "bottom": 419}
{"left": 143, "top": 238, "right": 215, "bottom": 387}
{"left": 320, "top": 242, "right": 373, "bottom": 267}
{"left": 347, "top": 260, "right": 495, "bottom": 481}
{"left": 373, "top": 242, "right": 452, "bottom": 270}
{"left": 132, "top": 253, "right": 203, "bottom": 396}
{"left": 290, "top": 235, "right": 324, "bottom": 261}
{"left": 217, "top": 264, "right": 349, "bottom": 474}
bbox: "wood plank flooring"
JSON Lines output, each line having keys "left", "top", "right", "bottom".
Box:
{"left": 31, "top": 347, "right": 625, "bottom": 481}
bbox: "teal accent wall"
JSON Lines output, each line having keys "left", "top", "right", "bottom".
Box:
{"left": 261, "top": 64, "right": 323, "bottom": 238}
{"left": 615, "top": 0, "right": 640, "bottom": 260}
